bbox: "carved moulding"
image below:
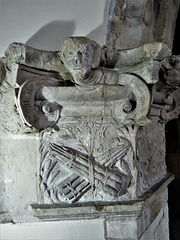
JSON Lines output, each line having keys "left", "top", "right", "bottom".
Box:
{"left": 0, "top": 59, "right": 25, "bottom": 134}
{"left": 1, "top": 37, "right": 171, "bottom": 204}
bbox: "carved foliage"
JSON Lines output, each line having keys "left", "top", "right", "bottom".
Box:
{"left": 3, "top": 37, "right": 164, "bottom": 203}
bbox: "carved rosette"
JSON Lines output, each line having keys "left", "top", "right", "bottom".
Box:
{"left": 13, "top": 68, "right": 151, "bottom": 202}
{"left": 37, "top": 70, "right": 152, "bottom": 203}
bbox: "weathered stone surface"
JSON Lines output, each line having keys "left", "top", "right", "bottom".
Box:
{"left": 106, "top": 0, "right": 179, "bottom": 50}
{"left": 139, "top": 187, "right": 170, "bottom": 240}
{"left": 106, "top": 0, "right": 155, "bottom": 49}
{"left": 0, "top": 38, "right": 178, "bottom": 240}
{"left": 0, "top": 59, "right": 6, "bottom": 83}
{"left": 0, "top": 35, "right": 177, "bottom": 208}
{"left": 0, "top": 1, "right": 179, "bottom": 239}
{"left": 149, "top": 55, "right": 180, "bottom": 123}
{"left": 0, "top": 31, "right": 179, "bottom": 240}
{"left": 36, "top": 37, "right": 155, "bottom": 203}
{"left": 114, "top": 42, "right": 171, "bottom": 67}
{"left": 136, "top": 119, "right": 167, "bottom": 196}
{"left": 139, "top": 202, "right": 169, "bottom": 240}
{"left": 0, "top": 61, "right": 26, "bottom": 135}
{"left": 161, "top": 55, "right": 180, "bottom": 87}
{"left": 154, "top": 0, "right": 180, "bottom": 50}
{"left": 0, "top": 38, "right": 160, "bottom": 205}
{"left": 135, "top": 54, "right": 180, "bottom": 199}
{"left": 30, "top": 174, "right": 172, "bottom": 240}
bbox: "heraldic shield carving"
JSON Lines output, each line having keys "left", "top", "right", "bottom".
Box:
{"left": 1, "top": 36, "right": 174, "bottom": 203}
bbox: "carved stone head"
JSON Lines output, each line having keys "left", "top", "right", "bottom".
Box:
{"left": 59, "top": 37, "right": 101, "bottom": 85}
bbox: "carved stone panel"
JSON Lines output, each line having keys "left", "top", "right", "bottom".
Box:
{"left": 36, "top": 68, "right": 151, "bottom": 203}
{"left": 136, "top": 120, "right": 167, "bottom": 195}
{"left": 1, "top": 36, "right": 175, "bottom": 205}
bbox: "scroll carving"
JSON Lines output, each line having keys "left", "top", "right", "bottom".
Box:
{"left": 1, "top": 36, "right": 172, "bottom": 203}
{"left": 0, "top": 58, "right": 24, "bottom": 134}
{"left": 150, "top": 55, "right": 180, "bottom": 122}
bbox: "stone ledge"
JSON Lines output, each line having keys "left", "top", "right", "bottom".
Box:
{"left": 31, "top": 173, "right": 174, "bottom": 222}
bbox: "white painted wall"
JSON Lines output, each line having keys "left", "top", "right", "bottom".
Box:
{"left": 0, "top": 0, "right": 110, "bottom": 56}
{"left": 1, "top": 219, "right": 105, "bottom": 240}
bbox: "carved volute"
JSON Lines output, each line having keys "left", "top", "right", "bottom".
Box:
{"left": 0, "top": 36, "right": 178, "bottom": 204}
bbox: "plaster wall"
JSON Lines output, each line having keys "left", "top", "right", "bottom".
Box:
{"left": 0, "top": 0, "right": 111, "bottom": 56}
{"left": 0, "top": 219, "right": 105, "bottom": 240}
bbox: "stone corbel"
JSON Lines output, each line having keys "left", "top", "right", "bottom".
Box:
{"left": 1, "top": 37, "right": 173, "bottom": 203}
{"left": 7, "top": 40, "right": 171, "bottom": 131}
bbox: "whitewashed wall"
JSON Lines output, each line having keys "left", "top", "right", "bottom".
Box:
{"left": 0, "top": 0, "right": 110, "bottom": 56}
{"left": 1, "top": 219, "right": 105, "bottom": 240}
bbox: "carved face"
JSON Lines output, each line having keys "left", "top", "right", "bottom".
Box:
{"left": 60, "top": 37, "right": 101, "bottom": 85}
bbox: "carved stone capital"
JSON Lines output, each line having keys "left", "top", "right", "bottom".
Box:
{"left": 2, "top": 36, "right": 178, "bottom": 204}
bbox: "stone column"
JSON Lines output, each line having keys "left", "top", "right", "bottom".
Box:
{"left": 106, "top": 0, "right": 179, "bottom": 50}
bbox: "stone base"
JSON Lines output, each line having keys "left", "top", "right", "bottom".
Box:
{"left": 28, "top": 174, "right": 173, "bottom": 240}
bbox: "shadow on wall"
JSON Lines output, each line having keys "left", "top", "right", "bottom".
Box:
{"left": 26, "top": 20, "right": 75, "bottom": 51}
{"left": 86, "top": 0, "right": 110, "bottom": 46}
{"left": 25, "top": 0, "right": 110, "bottom": 50}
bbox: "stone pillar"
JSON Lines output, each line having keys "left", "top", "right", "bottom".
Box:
{"left": 106, "top": 0, "right": 179, "bottom": 50}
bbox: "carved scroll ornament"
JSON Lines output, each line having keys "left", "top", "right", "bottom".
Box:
{"left": 150, "top": 55, "right": 180, "bottom": 122}
{"left": 1, "top": 37, "right": 172, "bottom": 203}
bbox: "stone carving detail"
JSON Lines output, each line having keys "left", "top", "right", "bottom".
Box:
{"left": 40, "top": 125, "right": 133, "bottom": 203}
{"left": 37, "top": 38, "right": 153, "bottom": 202}
{"left": 1, "top": 36, "right": 173, "bottom": 203}
{"left": 150, "top": 55, "right": 180, "bottom": 122}
{"left": 136, "top": 55, "right": 180, "bottom": 194}
{"left": 0, "top": 59, "right": 24, "bottom": 134}
{"left": 17, "top": 78, "right": 61, "bottom": 131}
